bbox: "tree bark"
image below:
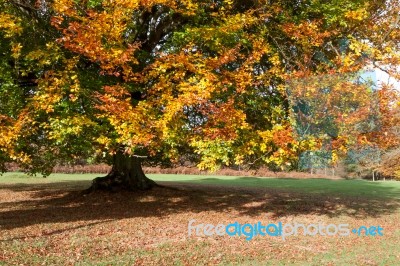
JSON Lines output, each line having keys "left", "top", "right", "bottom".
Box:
{"left": 86, "top": 151, "right": 156, "bottom": 192}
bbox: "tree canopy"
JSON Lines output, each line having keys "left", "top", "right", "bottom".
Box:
{"left": 1, "top": 0, "right": 399, "bottom": 182}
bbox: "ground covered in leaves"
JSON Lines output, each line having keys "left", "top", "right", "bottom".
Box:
{"left": 0, "top": 174, "right": 399, "bottom": 265}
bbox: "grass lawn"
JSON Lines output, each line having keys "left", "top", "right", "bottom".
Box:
{"left": 1, "top": 173, "right": 399, "bottom": 265}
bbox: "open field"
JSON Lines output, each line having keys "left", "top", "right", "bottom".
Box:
{"left": 1, "top": 173, "right": 400, "bottom": 265}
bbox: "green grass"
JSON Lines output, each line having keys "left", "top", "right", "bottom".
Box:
{"left": 0, "top": 172, "right": 99, "bottom": 183}
{"left": 162, "top": 175, "right": 400, "bottom": 200}
{"left": 1, "top": 172, "right": 399, "bottom": 199}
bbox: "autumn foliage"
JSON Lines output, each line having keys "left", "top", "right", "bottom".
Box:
{"left": 0, "top": 0, "right": 399, "bottom": 178}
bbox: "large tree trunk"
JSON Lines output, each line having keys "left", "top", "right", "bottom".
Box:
{"left": 87, "top": 151, "right": 156, "bottom": 192}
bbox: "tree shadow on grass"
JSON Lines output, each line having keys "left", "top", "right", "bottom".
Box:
{"left": 0, "top": 178, "right": 399, "bottom": 232}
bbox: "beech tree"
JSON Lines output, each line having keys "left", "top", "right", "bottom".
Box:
{"left": 0, "top": 0, "right": 399, "bottom": 190}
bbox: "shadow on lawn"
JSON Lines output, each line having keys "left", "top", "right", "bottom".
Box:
{"left": 0, "top": 178, "right": 399, "bottom": 231}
